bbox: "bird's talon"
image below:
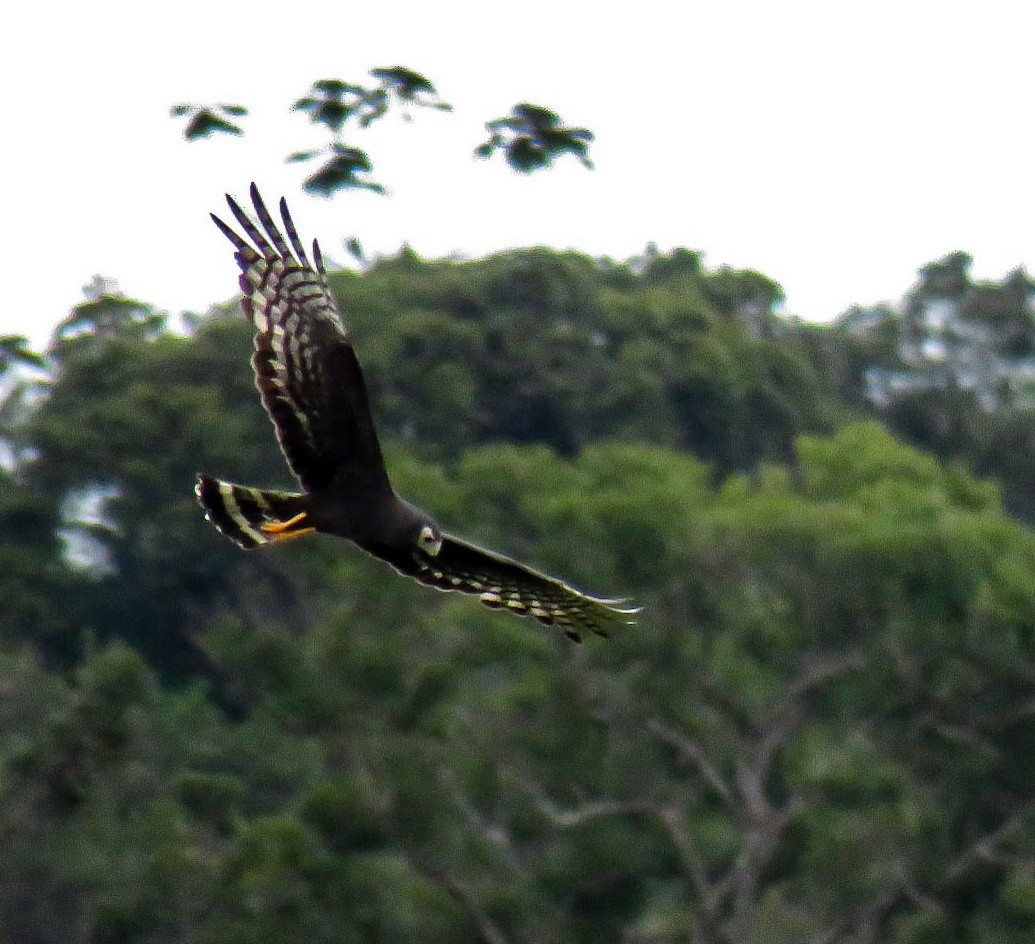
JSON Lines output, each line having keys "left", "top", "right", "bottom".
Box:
{"left": 261, "top": 511, "right": 309, "bottom": 534}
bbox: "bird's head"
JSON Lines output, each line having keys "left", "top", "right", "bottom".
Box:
{"left": 416, "top": 521, "right": 443, "bottom": 557}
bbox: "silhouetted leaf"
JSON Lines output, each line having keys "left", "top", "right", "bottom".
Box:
{"left": 302, "top": 145, "right": 385, "bottom": 197}
{"left": 344, "top": 237, "right": 366, "bottom": 264}
{"left": 367, "top": 66, "right": 452, "bottom": 121}
{"left": 185, "top": 112, "right": 242, "bottom": 140}
{"left": 313, "top": 78, "right": 363, "bottom": 98}
{"left": 476, "top": 102, "right": 594, "bottom": 173}
{"left": 172, "top": 104, "right": 246, "bottom": 140}
{"left": 371, "top": 66, "right": 437, "bottom": 98}
{"left": 293, "top": 79, "right": 367, "bottom": 132}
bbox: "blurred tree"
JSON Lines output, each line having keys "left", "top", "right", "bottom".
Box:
{"left": 336, "top": 246, "right": 839, "bottom": 467}
{"left": 7, "top": 286, "right": 322, "bottom": 688}
{"left": 4, "top": 212, "right": 1035, "bottom": 944}
{"left": 0, "top": 467, "right": 69, "bottom": 656}
{"left": 793, "top": 253, "right": 1035, "bottom": 528}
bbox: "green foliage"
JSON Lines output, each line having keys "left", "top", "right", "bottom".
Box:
{"left": 476, "top": 103, "right": 594, "bottom": 173}
{"left": 293, "top": 70, "right": 450, "bottom": 133}
{"left": 331, "top": 246, "right": 839, "bottom": 462}
{"left": 287, "top": 70, "right": 452, "bottom": 197}
{"left": 4, "top": 246, "right": 1035, "bottom": 943}
{"left": 794, "top": 254, "right": 1035, "bottom": 527}
{"left": 0, "top": 333, "right": 46, "bottom": 373}
{"left": 171, "top": 103, "right": 247, "bottom": 139}
{"left": 293, "top": 79, "right": 372, "bottom": 133}
{"left": 292, "top": 143, "right": 386, "bottom": 197}
{"left": 178, "top": 70, "right": 601, "bottom": 201}
{"left": 0, "top": 468, "right": 68, "bottom": 651}
{"left": 369, "top": 66, "right": 453, "bottom": 116}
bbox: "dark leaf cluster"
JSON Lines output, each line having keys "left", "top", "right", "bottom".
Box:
{"left": 286, "top": 69, "right": 452, "bottom": 196}
{"left": 476, "top": 103, "right": 594, "bottom": 173}
{"left": 171, "top": 103, "right": 248, "bottom": 140}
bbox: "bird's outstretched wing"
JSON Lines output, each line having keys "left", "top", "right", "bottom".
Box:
{"left": 211, "top": 183, "right": 389, "bottom": 493}
{"left": 381, "top": 533, "right": 640, "bottom": 641}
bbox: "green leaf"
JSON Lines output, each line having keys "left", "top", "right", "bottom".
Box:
{"left": 370, "top": 66, "right": 437, "bottom": 98}
{"left": 344, "top": 237, "right": 366, "bottom": 263}
{"left": 302, "top": 149, "right": 385, "bottom": 197}
{"left": 476, "top": 102, "right": 594, "bottom": 174}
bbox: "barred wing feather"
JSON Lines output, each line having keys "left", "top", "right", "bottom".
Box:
{"left": 211, "top": 183, "right": 389, "bottom": 493}
{"left": 385, "top": 533, "right": 640, "bottom": 641}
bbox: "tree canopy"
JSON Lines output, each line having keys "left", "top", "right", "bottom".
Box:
{"left": 2, "top": 242, "right": 1035, "bottom": 944}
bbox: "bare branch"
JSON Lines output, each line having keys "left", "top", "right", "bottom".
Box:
{"left": 719, "top": 799, "right": 801, "bottom": 930}
{"left": 508, "top": 771, "right": 652, "bottom": 827}
{"left": 945, "top": 804, "right": 1032, "bottom": 883}
{"left": 538, "top": 797, "right": 651, "bottom": 827}
{"left": 653, "top": 806, "right": 715, "bottom": 913}
{"left": 786, "top": 651, "right": 867, "bottom": 701}
{"left": 648, "top": 719, "right": 734, "bottom": 807}
{"left": 439, "top": 765, "right": 522, "bottom": 872}
{"left": 720, "top": 651, "right": 865, "bottom": 939}
{"left": 507, "top": 771, "right": 720, "bottom": 927}
{"left": 806, "top": 886, "right": 902, "bottom": 944}
{"left": 414, "top": 863, "right": 513, "bottom": 944}
{"left": 740, "top": 651, "right": 865, "bottom": 820}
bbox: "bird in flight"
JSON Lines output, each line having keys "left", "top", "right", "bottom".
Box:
{"left": 195, "top": 184, "right": 638, "bottom": 641}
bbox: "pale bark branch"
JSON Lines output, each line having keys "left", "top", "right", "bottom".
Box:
{"left": 415, "top": 864, "right": 514, "bottom": 944}
{"left": 648, "top": 719, "right": 734, "bottom": 807}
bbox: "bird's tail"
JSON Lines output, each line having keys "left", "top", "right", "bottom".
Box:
{"left": 195, "top": 474, "right": 313, "bottom": 549}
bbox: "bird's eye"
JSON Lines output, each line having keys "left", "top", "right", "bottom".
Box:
{"left": 418, "top": 524, "right": 442, "bottom": 556}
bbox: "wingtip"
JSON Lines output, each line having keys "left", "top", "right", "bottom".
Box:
{"left": 595, "top": 596, "right": 643, "bottom": 616}
{"left": 223, "top": 193, "right": 244, "bottom": 227}
{"left": 249, "top": 181, "right": 267, "bottom": 214}
{"left": 210, "top": 212, "right": 234, "bottom": 241}
{"left": 248, "top": 182, "right": 265, "bottom": 217}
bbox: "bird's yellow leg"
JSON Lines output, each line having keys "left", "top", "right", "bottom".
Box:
{"left": 260, "top": 512, "right": 315, "bottom": 543}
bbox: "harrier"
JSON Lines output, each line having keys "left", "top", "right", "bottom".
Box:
{"left": 196, "top": 184, "right": 638, "bottom": 640}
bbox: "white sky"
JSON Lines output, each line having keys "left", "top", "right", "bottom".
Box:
{"left": 2, "top": 0, "right": 1033, "bottom": 347}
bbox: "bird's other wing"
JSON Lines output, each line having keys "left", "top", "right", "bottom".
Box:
{"left": 378, "top": 532, "right": 640, "bottom": 642}
{"left": 211, "top": 183, "right": 389, "bottom": 494}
